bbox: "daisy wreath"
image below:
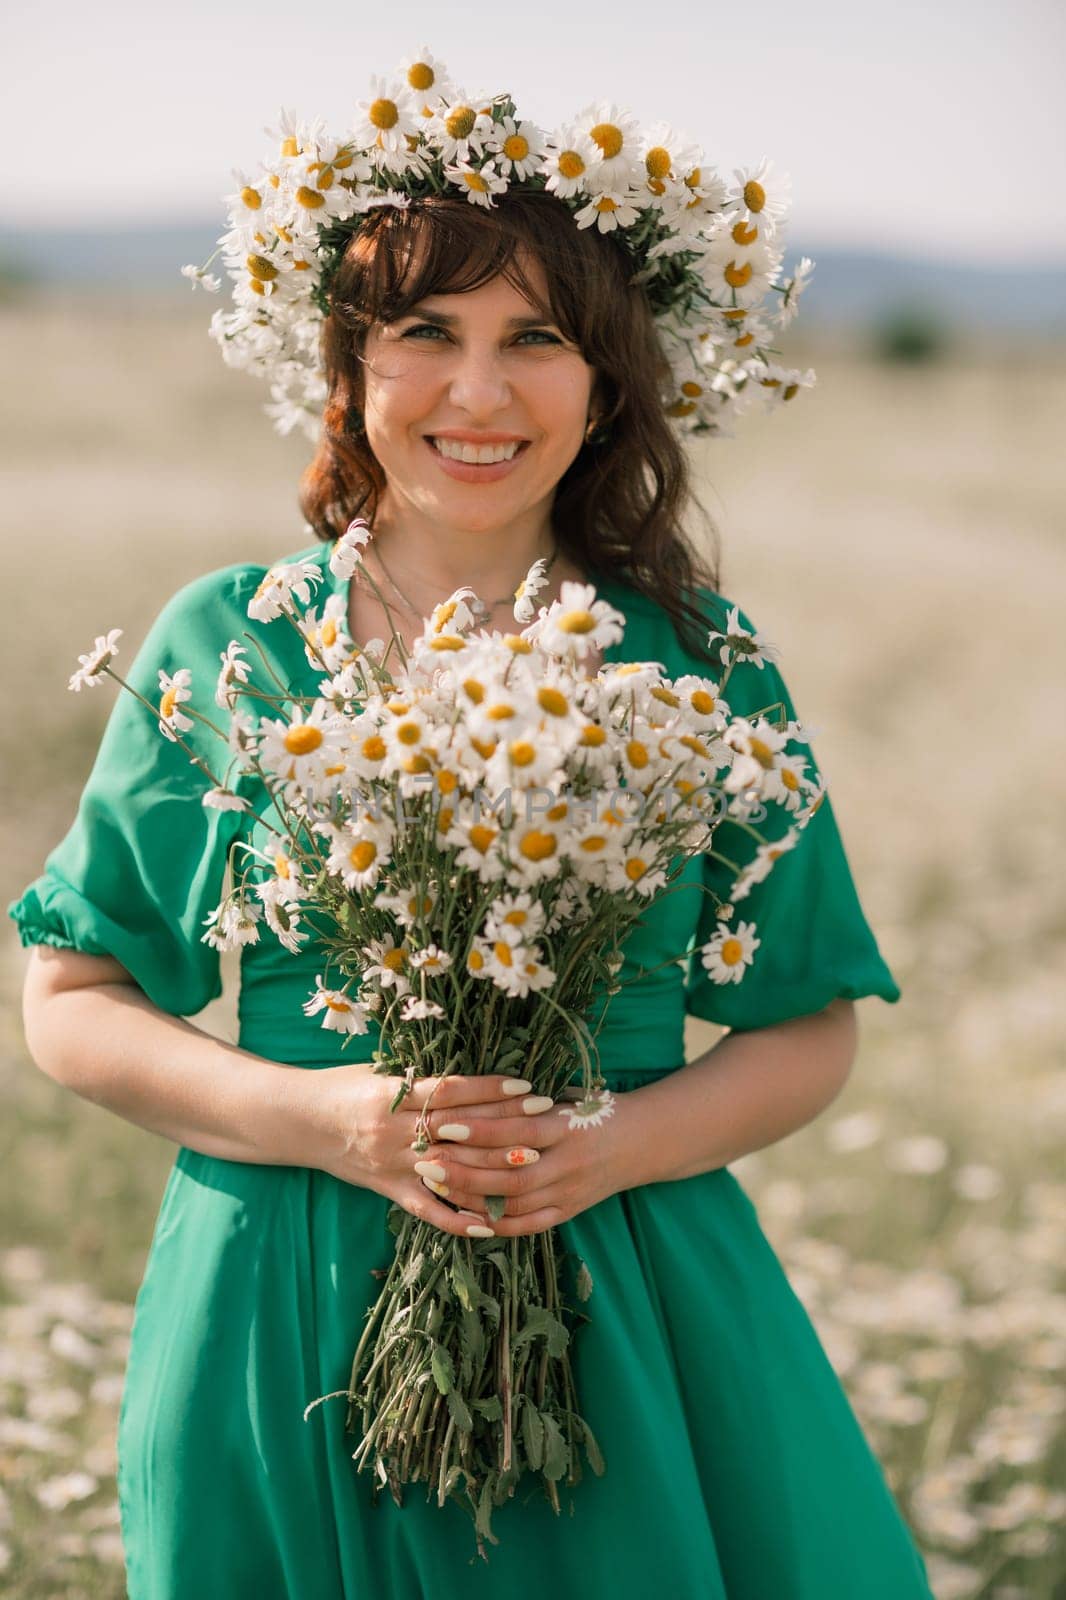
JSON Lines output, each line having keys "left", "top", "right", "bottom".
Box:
{"left": 183, "top": 47, "right": 816, "bottom": 442}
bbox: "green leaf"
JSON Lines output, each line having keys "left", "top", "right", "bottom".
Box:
{"left": 486, "top": 1251, "right": 511, "bottom": 1292}
{"left": 449, "top": 1253, "right": 477, "bottom": 1314}
{"left": 484, "top": 1194, "right": 508, "bottom": 1222}
{"left": 446, "top": 1388, "right": 473, "bottom": 1432}
{"left": 430, "top": 1344, "right": 455, "bottom": 1395}
{"left": 470, "top": 1395, "right": 503, "bottom": 1421}
{"left": 541, "top": 1414, "right": 569, "bottom": 1481}
{"left": 457, "top": 1306, "right": 486, "bottom": 1372}
{"left": 475, "top": 1473, "right": 498, "bottom": 1545}
{"left": 512, "top": 1305, "right": 570, "bottom": 1357}
{"left": 580, "top": 1417, "right": 607, "bottom": 1475}
{"left": 401, "top": 1250, "right": 425, "bottom": 1290}
{"left": 521, "top": 1401, "right": 545, "bottom": 1470}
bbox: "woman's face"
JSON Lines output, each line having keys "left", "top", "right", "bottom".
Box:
{"left": 360, "top": 252, "right": 597, "bottom": 538}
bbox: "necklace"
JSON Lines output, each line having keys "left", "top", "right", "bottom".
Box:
{"left": 369, "top": 538, "right": 559, "bottom": 626}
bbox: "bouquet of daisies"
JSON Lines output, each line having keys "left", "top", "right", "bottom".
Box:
{"left": 71, "top": 519, "right": 824, "bottom": 1555}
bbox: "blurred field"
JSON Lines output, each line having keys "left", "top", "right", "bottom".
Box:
{"left": 1, "top": 290, "right": 1064, "bottom": 1598}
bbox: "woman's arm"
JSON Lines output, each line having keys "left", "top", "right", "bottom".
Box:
{"left": 618, "top": 998, "right": 858, "bottom": 1186}
{"left": 20, "top": 946, "right": 322, "bottom": 1168}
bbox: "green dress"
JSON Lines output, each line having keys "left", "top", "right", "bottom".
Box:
{"left": 8, "top": 538, "right": 933, "bottom": 1599}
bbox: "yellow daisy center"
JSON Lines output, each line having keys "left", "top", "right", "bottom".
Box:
{"left": 626, "top": 739, "right": 649, "bottom": 768}
{"left": 159, "top": 687, "right": 179, "bottom": 719}
{"left": 680, "top": 380, "right": 703, "bottom": 398}
{"left": 625, "top": 857, "right": 650, "bottom": 882}
{"left": 285, "top": 725, "right": 323, "bottom": 755}
{"left": 503, "top": 133, "right": 529, "bottom": 161}
{"left": 295, "top": 185, "right": 326, "bottom": 211}
{"left": 407, "top": 63, "right": 434, "bottom": 91}
{"left": 724, "top": 260, "right": 753, "bottom": 288}
{"left": 369, "top": 98, "right": 400, "bottom": 131}
{"left": 720, "top": 937, "right": 744, "bottom": 965}
{"left": 383, "top": 948, "right": 406, "bottom": 972}
{"left": 558, "top": 608, "right": 596, "bottom": 636}
{"left": 493, "top": 941, "right": 514, "bottom": 967}
{"left": 246, "top": 254, "right": 278, "bottom": 281}
{"left": 558, "top": 150, "right": 585, "bottom": 178}
{"left": 280, "top": 137, "right": 299, "bottom": 158}
{"left": 589, "top": 122, "right": 624, "bottom": 159}
{"left": 462, "top": 171, "right": 490, "bottom": 193}
{"left": 468, "top": 824, "right": 497, "bottom": 855}
{"left": 690, "top": 689, "right": 716, "bottom": 714}
{"left": 349, "top": 840, "right": 377, "bottom": 872}
{"left": 732, "top": 219, "right": 758, "bottom": 246}
{"left": 360, "top": 734, "right": 386, "bottom": 762}
{"left": 518, "top": 830, "right": 556, "bottom": 862}
{"left": 241, "top": 187, "right": 262, "bottom": 210}
{"left": 645, "top": 146, "right": 671, "bottom": 179}
{"left": 446, "top": 106, "right": 477, "bottom": 139}
{"left": 743, "top": 179, "right": 766, "bottom": 212}
{"left": 537, "top": 686, "right": 569, "bottom": 717}
{"left": 595, "top": 195, "right": 619, "bottom": 214}
{"left": 509, "top": 741, "right": 536, "bottom": 767}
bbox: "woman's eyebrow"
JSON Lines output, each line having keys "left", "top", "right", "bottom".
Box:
{"left": 405, "top": 306, "right": 556, "bottom": 329}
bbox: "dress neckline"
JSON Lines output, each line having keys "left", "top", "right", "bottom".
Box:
{"left": 314, "top": 538, "right": 633, "bottom": 671}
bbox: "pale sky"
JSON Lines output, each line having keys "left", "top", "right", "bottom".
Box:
{"left": 5, "top": 0, "right": 1065, "bottom": 265}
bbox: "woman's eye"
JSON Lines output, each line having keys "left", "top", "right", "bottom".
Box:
{"left": 400, "top": 324, "right": 560, "bottom": 346}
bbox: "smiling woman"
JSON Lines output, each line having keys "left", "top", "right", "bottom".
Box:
{"left": 301, "top": 189, "right": 726, "bottom": 663}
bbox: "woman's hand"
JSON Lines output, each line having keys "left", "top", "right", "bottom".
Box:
{"left": 407, "top": 1080, "right": 641, "bottom": 1237}
{"left": 308, "top": 1065, "right": 558, "bottom": 1237}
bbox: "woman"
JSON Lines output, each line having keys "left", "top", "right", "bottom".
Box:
{"left": 9, "top": 152, "right": 933, "bottom": 1600}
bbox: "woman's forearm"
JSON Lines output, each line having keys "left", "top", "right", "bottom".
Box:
{"left": 22, "top": 975, "right": 321, "bottom": 1168}
{"left": 619, "top": 998, "right": 858, "bottom": 1186}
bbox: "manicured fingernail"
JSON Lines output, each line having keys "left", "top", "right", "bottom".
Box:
{"left": 465, "top": 1223, "right": 495, "bottom": 1238}
{"left": 501, "top": 1079, "right": 534, "bottom": 1096}
{"left": 423, "top": 1176, "right": 450, "bottom": 1197}
{"left": 506, "top": 1146, "right": 540, "bottom": 1166}
{"left": 522, "top": 1096, "right": 554, "bottom": 1115}
{"left": 437, "top": 1123, "right": 471, "bottom": 1141}
{"left": 414, "top": 1160, "right": 447, "bottom": 1182}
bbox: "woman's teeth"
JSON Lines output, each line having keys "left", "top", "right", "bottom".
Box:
{"left": 431, "top": 437, "right": 523, "bottom": 464}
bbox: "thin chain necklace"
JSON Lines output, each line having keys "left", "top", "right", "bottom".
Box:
{"left": 369, "top": 538, "right": 559, "bottom": 625}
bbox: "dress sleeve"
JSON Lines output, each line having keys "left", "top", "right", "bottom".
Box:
{"left": 6, "top": 565, "right": 252, "bottom": 1018}
{"left": 683, "top": 597, "right": 901, "bottom": 1031}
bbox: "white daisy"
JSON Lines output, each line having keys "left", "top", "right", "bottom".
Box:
{"left": 330, "top": 517, "right": 374, "bottom": 580}
{"left": 255, "top": 878, "right": 308, "bottom": 954}
{"left": 215, "top": 640, "right": 252, "bottom": 709}
{"left": 485, "top": 116, "right": 547, "bottom": 180}
{"left": 483, "top": 890, "right": 547, "bottom": 947}
{"left": 728, "top": 158, "right": 792, "bottom": 237}
{"left": 513, "top": 556, "right": 553, "bottom": 624}
{"left": 529, "top": 581, "right": 626, "bottom": 664}
{"left": 557, "top": 1087, "right": 616, "bottom": 1130}
{"left": 156, "top": 667, "right": 194, "bottom": 742}
{"left": 700, "top": 232, "right": 782, "bottom": 309}
{"left": 573, "top": 189, "right": 641, "bottom": 234}
{"left": 201, "top": 897, "right": 261, "bottom": 953}
{"left": 400, "top": 995, "right": 446, "bottom": 1022}
{"left": 302, "top": 973, "right": 371, "bottom": 1035}
{"left": 68, "top": 629, "right": 122, "bottom": 692}
{"left": 396, "top": 48, "right": 455, "bottom": 117}
{"left": 180, "top": 263, "right": 221, "bottom": 293}
{"left": 747, "top": 360, "right": 818, "bottom": 409}
{"left": 540, "top": 126, "right": 598, "bottom": 200}
{"left": 425, "top": 94, "right": 494, "bottom": 166}
{"left": 730, "top": 827, "right": 802, "bottom": 901}
{"left": 775, "top": 256, "right": 815, "bottom": 329}
{"left": 248, "top": 558, "right": 324, "bottom": 622}
{"left": 351, "top": 76, "right": 422, "bottom": 159}
{"left": 698, "top": 918, "right": 760, "bottom": 984}
{"left": 443, "top": 158, "right": 509, "bottom": 208}
{"left": 201, "top": 787, "right": 250, "bottom": 813}
{"left": 706, "top": 605, "right": 781, "bottom": 670}
{"left": 360, "top": 934, "right": 413, "bottom": 996}
{"left": 408, "top": 943, "right": 453, "bottom": 977}
{"left": 572, "top": 101, "right": 643, "bottom": 194}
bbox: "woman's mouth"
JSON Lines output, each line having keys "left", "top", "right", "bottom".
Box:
{"left": 424, "top": 435, "right": 531, "bottom": 482}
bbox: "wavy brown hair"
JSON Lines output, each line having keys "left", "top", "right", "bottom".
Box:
{"left": 298, "top": 189, "right": 725, "bottom": 664}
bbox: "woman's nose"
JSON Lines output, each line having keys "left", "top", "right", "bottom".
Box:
{"left": 447, "top": 345, "right": 512, "bottom": 416}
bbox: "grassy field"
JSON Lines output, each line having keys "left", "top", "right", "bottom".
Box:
{"left": 1, "top": 291, "right": 1064, "bottom": 1598}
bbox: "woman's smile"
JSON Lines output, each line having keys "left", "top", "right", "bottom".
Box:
{"left": 423, "top": 433, "right": 533, "bottom": 482}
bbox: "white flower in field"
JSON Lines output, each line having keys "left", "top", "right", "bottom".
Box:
{"left": 408, "top": 943, "right": 453, "bottom": 977}
{"left": 215, "top": 639, "right": 252, "bottom": 709}
{"left": 302, "top": 974, "right": 370, "bottom": 1035}
{"left": 49, "top": 1323, "right": 100, "bottom": 1368}
{"left": 400, "top": 995, "right": 446, "bottom": 1021}
{"left": 952, "top": 1162, "right": 1003, "bottom": 1202}
{"left": 156, "top": 666, "right": 194, "bottom": 742}
{"left": 886, "top": 1135, "right": 949, "bottom": 1175}
{"left": 698, "top": 917, "right": 760, "bottom": 984}
{"left": 558, "top": 1087, "right": 616, "bottom": 1130}
{"left": 825, "top": 1109, "right": 884, "bottom": 1153}
{"left": 68, "top": 628, "right": 122, "bottom": 691}
{"left": 201, "top": 898, "right": 261, "bottom": 952}
{"left": 330, "top": 518, "right": 373, "bottom": 580}
{"left": 247, "top": 558, "right": 323, "bottom": 621}
{"left": 34, "top": 1471, "right": 98, "bottom": 1511}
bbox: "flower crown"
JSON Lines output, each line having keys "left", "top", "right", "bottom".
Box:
{"left": 183, "top": 48, "right": 816, "bottom": 444}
